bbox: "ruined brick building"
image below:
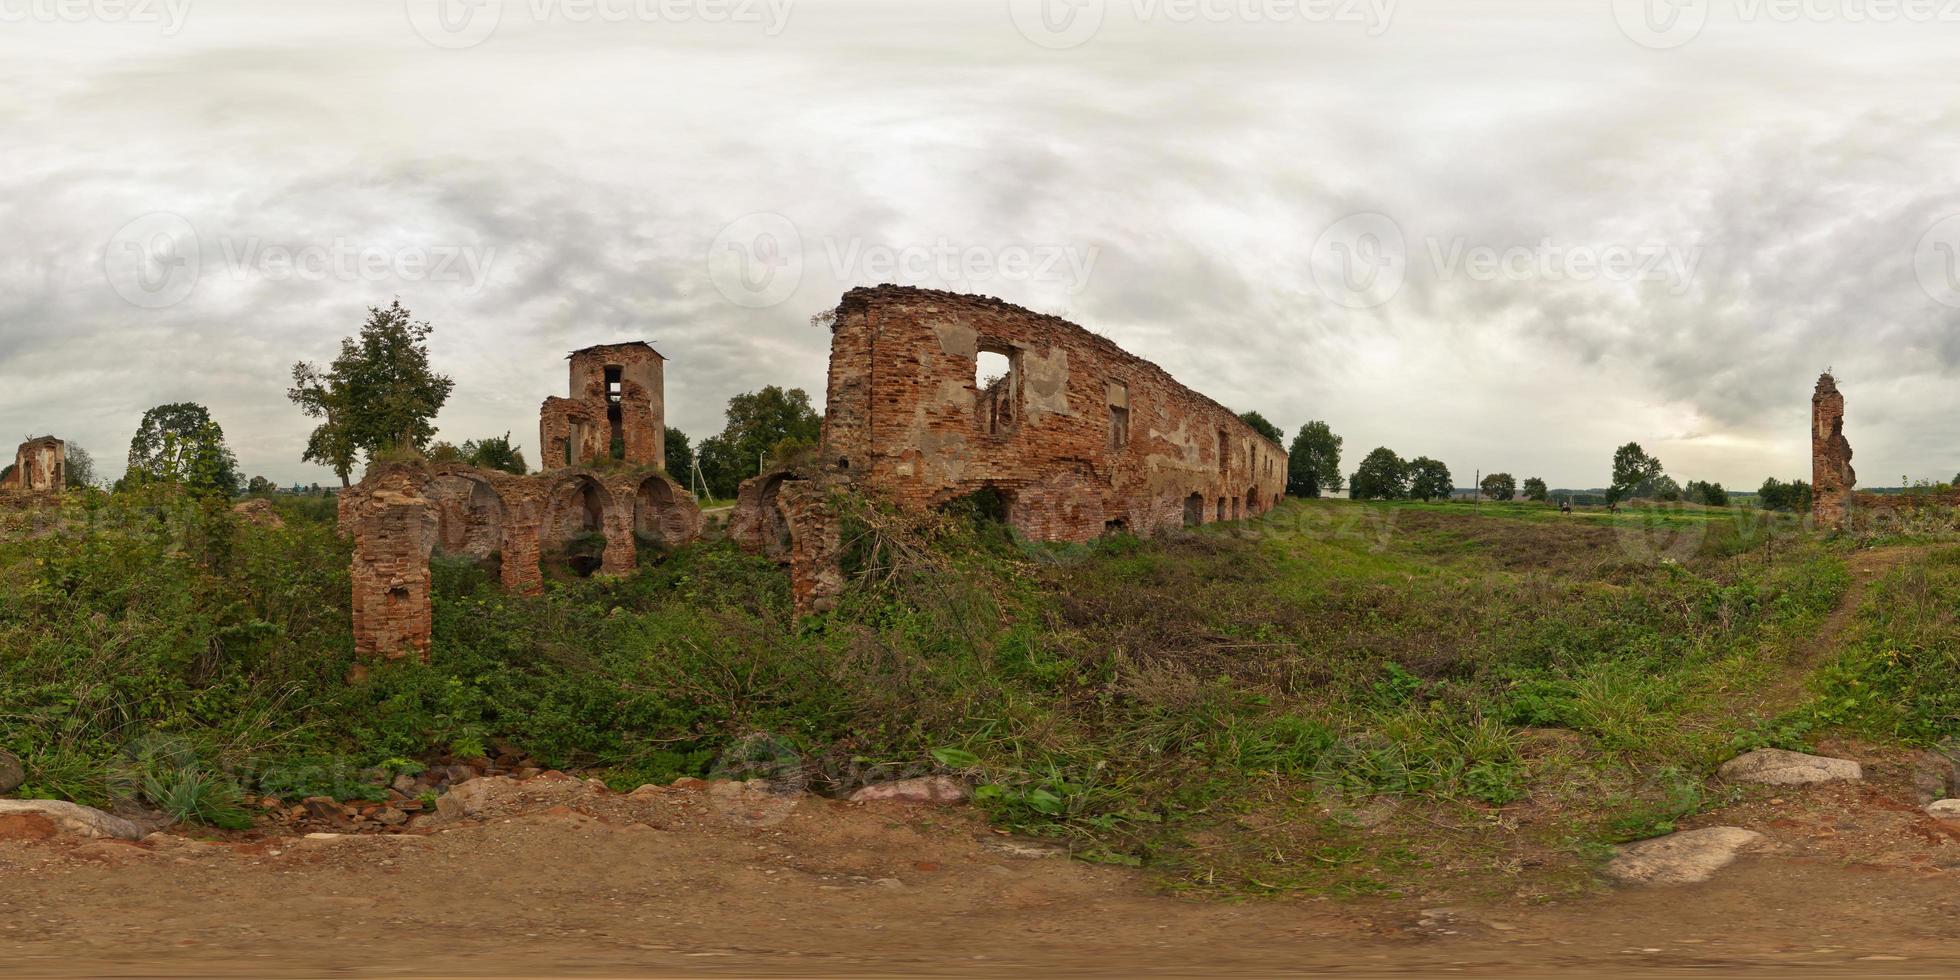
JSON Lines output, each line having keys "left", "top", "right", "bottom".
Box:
{"left": 1811, "top": 372, "right": 1854, "bottom": 528}
{"left": 341, "top": 343, "right": 701, "bottom": 660}
{"left": 0, "top": 437, "right": 65, "bottom": 496}
{"left": 731, "top": 286, "right": 1288, "bottom": 612}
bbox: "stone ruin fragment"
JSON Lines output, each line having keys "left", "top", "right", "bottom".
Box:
{"left": 0, "top": 436, "right": 65, "bottom": 497}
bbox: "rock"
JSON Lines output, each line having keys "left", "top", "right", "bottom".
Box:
{"left": 230, "top": 498, "right": 285, "bottom": 528}
{"left": 1606, "top": 827, "right": 1765, "bottom": 885}
{"left": 391, "top": 774, "right": 418, "bottom": 795}
{"left": 301, "top": 796, "right": 349, "bottom": 825}
{"left": 434, "top": 775, "right": 521, "bottom": 820}
{"left": 669, "top": 777, "right": 708, "bottom": 792}
{"left": 1719, "top": 749, "right": 1862, "bottom": 786}
{"left": 1926, "top": 799, "right": 1960, "bottom": 821}
{"left": 848, "top": 776, "right": 971, "bottom": 805}
{"left": 0, "top": 750, "right": 22, "bottom": 794}
{"left": 375, "top": 806, "right": 408, "bottom": 826}
{"left": 0, "top": 800, "right": 145, "bottom": 841}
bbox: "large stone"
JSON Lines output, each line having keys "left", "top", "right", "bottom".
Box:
{"left": 0, "top": 750, "right": 23, "bottom": 795}
{"left": 1719, "top": 748, "right": 1862, "bottom": 786}
{"left": 0, "top": 800, "right": 145, "bottom": 841}
{"left": 1926, "top": 799, "right": 1960, "bottom": 821}
{"left": 1606, "top": 827, "right": 1765, "bottom": 885}
{"left": 848, "top": 776, "right": 971, "bottom": 805}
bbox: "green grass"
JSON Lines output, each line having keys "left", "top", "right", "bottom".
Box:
{"left": 0, "top": 487, "right": 1874, "bottom": 901}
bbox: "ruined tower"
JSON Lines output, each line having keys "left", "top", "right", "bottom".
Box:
{"left": 539, "top": 342, "right": 666, "bottom": 471}
{"left": 1811, "top": 372, "right": 1854, "bottom": 528}
{"left": 2, "top": 437, "right": 65, "bottom": 494}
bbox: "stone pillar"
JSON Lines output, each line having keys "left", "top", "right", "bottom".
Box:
{"left": 501, "top": 510, "right": 544, "bottom": 597}
{"left": 1812, "top": 373, "right": 1855, "bottom": 529}
{"left": 349, "top": 481, "right": 438, "bottom": 662}
{"left": 600, "top": 485, "right": 637, "bottom": 576}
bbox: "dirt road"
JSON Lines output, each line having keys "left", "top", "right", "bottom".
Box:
{"left": 5, "top": 769, "right": 1960, "bottom": 978}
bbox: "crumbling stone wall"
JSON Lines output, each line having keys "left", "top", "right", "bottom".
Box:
{"left": 2, "top": 437, "right": 65, "bottom": 495}
{"left": 1812, "top": 373, "right": 1854, "bottom": 529}
{"left": 342, "top": 341, "right": 699, "bottom": 661}
{"left": 731, "top": 286, "right": 1289, "bottom": 614}
{"left": 817, "top": 286, "right": 1286, "bottom": 540}
{"left": 540, "top": 343, "right": 666, "bottom": 471}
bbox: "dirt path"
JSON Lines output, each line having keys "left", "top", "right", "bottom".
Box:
{"left": 1752, "top": 544, "right": 1928, "bottom": 716}
{"left": 7, "top": 768, "right": 1960, "bottom": 978}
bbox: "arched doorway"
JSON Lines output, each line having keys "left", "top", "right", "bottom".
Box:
{"left": 635, "top": 475, "right": 680, "bottom": 548}
{"left": 544, "top": 475, "right": 609, "bottom": 576}
{"left": 1245, "top": 486, "right": 1261, "bottom": 516}
{"left": 1183, "top": 492, "right": 1204, "bottom": 527}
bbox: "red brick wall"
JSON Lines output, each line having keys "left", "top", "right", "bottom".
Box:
{"left": 819, "top": 286, "right": 1286, "bottom": 542}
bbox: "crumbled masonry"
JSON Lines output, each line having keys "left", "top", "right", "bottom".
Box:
{"left": 1811, "top": 372, "right": 1853, "bottom": 529}
{"left": 0, "top": 436, "right": 65, "bottom": 496}
{"left": 341, "top": 343, "right": 700, "bottom": 660}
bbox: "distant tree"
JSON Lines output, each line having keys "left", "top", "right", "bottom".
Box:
{"left": 289, "top": 299, "right": 455, "bottom": 485}
{"left": 461, "top": 432, "right": 527, "bottom": 475}
{"left": 1480, "top": 472, "right": 1516, "bottom": 501}
{"left": 124, "top": 403, "right": 241, "bottom": 497}
{"left": 1649, "top": 474, "right": 1683, "bottom": 502}
{"left": 63, "top": 443, "right": 95, "bottom": 489}
{"left": 697, "top": 387, "right": 822, "bottom": 498}
{"left": 1522, "top": 476, "right": 1549, "bottom": 502}
{"left": 1408, "top": 456, "right": 1454, "bottom": 501}
{"left": 1237, "top": 410, "right": 1284, "bottom": 446}
{"left": 664, "top": 427, "right": 695, "bottom": 484}
{"left": 1684, "top": 479, "right": 1729, "bottom": 507}
{"left": 1758, "top": 477, "right": 1813, "bottom": 513}
{"left": 1609, "top": 442, "right": 1663, "bottom": 505}
{"left": 246, "top": 475, "right": 277, "bottom": 496}
{"left": 426, "top": 441, "right": 464, "bottom": 462}
{"left": 1287, "top": 421, "right": 1343, "bottom": 498}
{"left": 1349, "top": 447, "right": 1408, "bottom": 500}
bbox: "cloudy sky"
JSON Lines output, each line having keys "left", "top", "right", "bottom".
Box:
{"left": 4, "top": 0, "right": 1959, "bottom": 489}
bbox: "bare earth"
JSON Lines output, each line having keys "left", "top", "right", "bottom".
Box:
{"left": 5, "top": 767, "right": 1960, "bottom": 979}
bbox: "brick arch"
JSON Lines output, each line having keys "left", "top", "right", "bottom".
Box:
{"left": 633, "top": 473, "right": 691, "bottom": 546}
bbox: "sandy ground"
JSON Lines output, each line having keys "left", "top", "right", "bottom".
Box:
{"left": 5, "top": 769, "right": 1960, "bottom": 979}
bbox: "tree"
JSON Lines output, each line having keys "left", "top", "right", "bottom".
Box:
{"left": 1757, "top": 478, "right": 1813, "bottom": 512}
{"left": 63, "top": 443, "right": 95, "bottom": 489}
{"left": 697, "top": 387, "right": 822, "bottom": 498}
{"left": 460, "top": 433, "right": 527, "bottom": 475}
{"left": 246, "top": 475, "right": 277, "bottom": 496}
{"left": 664, "top": 427, "right": 695, "bottom": 484}
{"left": 1609, "top": 442, "right": 1663, "bottom": 505}
{"left": 1684, "top": 479, "right": 1729, "bottom": 507}
{"left": 1480, "top": 472, "right": 1516, "bottom": 501}
{"left": 124, "top": 403, "right": 241, "bottom": 497}
{"left": 1287, "top": 421, "right": 1343, "bottom": 498}
{"left": 1237, "top": 410, "right": 1283, "bottom": 446}
{"left": 1408, "top": 456, "right": 1454, "bottom": 501}
{"left": 1522, "top": 477, "right": 1549, "bottom": 502}
{"left": 289, "top": 299, "right": 455, "bottom": 485}
{"left": 1349, "top": 447, "right": 1407, "bottom": 500}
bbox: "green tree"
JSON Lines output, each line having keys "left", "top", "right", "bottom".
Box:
{"left": 1480, "top": 472, "right": 1516, "bottom": 501}
{"left": 1684, "top": 479, "right": 1729, "bottom": 507}
{"left": 1237, "top": 411, "right": 1283, "bottom": 446}
{"left": 63, "top": 443, "right": 96, "bottom": 489}
{"left": 1757, "top": 477, "right": 1813, "bottom": 512}
{"left": 460, "top": 433, "right": 528, "bottom": 475}
{"left": 124, "top": 403, "right": 241, "bottom": 497}
{"left": 1408, "top": 456, "right": 1454, "bottom": 501}
{"left": 1287, "top": 421, "right": 1343, "bottom": 498}
{"left": 1609, "top": 442, "right": 1663, "bottom": 505}
{"left": 1349, "top": 447, "right": 1407, "bottom": 500}
{"left": 664, "top": 427, "right": 695, "bottom": 484}
{"left": 1522, "top": 476, "right": 1549, "bottom": 502}
{"left": 697, "top": 387, "right": 822, "bottom": 498}
{"left": 246, "top": 476, "right": 277, "bottom": 496}
{"left": 289, "top": 300, "right": 455, "bottom": 485}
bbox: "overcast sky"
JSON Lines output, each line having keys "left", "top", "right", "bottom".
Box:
{"left": 4, "top": 0, "right": 1959, "bottom": 489}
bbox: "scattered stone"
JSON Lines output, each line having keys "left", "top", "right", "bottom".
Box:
{"left": 391, "top": 774, "right": 418, "bottom": 795}
{"left": 230, "top": 497, "right": 285, "bottom": 528}
{"left": 848, "top": 776, "right": 971, "bottom": 805}
{"left": 1925, "top": 800, "right": 1960, "bottom": 821}
{"left": 0, "top": 750, "right": 22, "bottom": 794}
{"left": 980, "top": 838, "right": 1068, "bottom": 860}
{"left": 375, "top": 806, "right": 408, "bottom": 826}
{"left": 0, "top": 799, "right": 145, "bottom": 841}
{"left": 1719, "top": 749, "right": 1862, "bottom": 786}
{"left": 669, "top": 777, "right": 709, "bottom": 792}
{"left": 1606, "top": 827, "right": 1765, "bottom": 886}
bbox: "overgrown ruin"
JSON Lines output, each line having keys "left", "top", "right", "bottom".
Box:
{"left": 731, "top": 286, "right": 1289, "bottom": 613}
{"left": 341, "top": 343, "right": 701, "bottom": 660}
{"left": 0, "top": 436, "right": 65, "bottom": 496}
{"left": 1811, "top": 372, "right": 1854, "bottom": 529}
